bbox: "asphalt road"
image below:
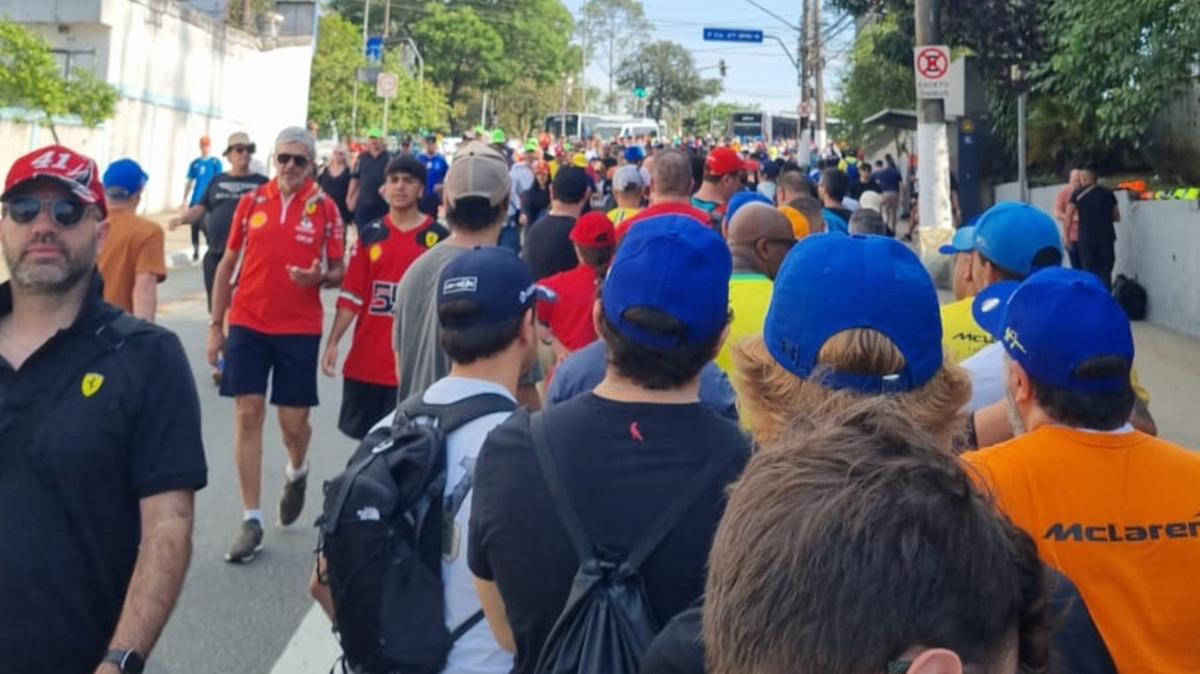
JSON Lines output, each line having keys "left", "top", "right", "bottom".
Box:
{"left": 147, "top": 257, "right": 1200, "bottom": 674}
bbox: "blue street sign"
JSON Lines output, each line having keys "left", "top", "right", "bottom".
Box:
{"left": 703, "top": 28, "right": 764, "bottom": 43}
{"left": 365, "top": 36, "right": 384, "bottom": 64}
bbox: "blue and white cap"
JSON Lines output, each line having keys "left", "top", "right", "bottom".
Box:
{"left": 437, "top": 247, "right": 554, "bottom": 328}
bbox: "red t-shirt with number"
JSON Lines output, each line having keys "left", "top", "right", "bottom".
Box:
{"left": 337, "top": 215, "right": 448, "bottom": 386}
{"left": 227, "top": 178, "right": 345, "bottom": 335}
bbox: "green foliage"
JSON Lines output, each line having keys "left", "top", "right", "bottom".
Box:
{"left": 1037, "top": 0, "right": 1200, "bottom": 149}
{"left": 577, "top": 0, "right": 649, "bottom": 109}
{"left": 411, "top": 4, "right": 505, "bottom": 121}
{"left": 0, "top": 19, "right": 119, "bottom": 142}
{"left": 307, "top": 12, "right": 449, "bottom": 138}
{"left": 616, "top": 40, "right": 721, "bottom": 121}
{"left": 834, "top": 14, "right": 915, "bottom": 146}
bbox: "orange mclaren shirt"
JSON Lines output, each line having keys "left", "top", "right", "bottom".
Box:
{"left": 965, "top": 425, "right": 1200, "bottom": 673}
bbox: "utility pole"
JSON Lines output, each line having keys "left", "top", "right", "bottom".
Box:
{"left": 381, "top": 0, "right": 389, "bottom": 37}
{"left": 798, "top": 0, "right": 809, "bottom": 165}
{"left": 812, "top": 0, "right": 825, "bottom": 154}
{"left": 915, "top": 0, "right": 952, "bottom": 234}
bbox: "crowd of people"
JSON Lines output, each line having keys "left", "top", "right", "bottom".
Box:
{"left": 0, "top": 122, "right": 1197, "bottom": 674}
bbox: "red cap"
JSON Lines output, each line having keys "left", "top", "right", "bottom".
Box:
{"left": 705, "top": 147, "right": 752, "bottom": 177}
{"left": 3, "top": 145, "right": 107, "bottom": 218}
{"left": 570, "top": 212, "right": 616, "bottom": 248}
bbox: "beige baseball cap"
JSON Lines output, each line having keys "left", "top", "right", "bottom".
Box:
{"left": 224, "top": 131, "right": 254, "bottom": 154}
{"left": 445, "top": 141, "right": 511, "bottom": 207}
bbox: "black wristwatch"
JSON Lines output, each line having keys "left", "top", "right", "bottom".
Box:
{"left": 103, "top": 649, "right": 145, "bottom": 674}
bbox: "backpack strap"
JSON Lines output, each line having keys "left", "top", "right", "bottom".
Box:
{"left": 531, "top": 411, "right": 594, "bottom": 564}
{"left": 450, "top": 610, "right": 486, "bottom": 642}
{"left": 396, "top": 392, "right": 517, "bottom": 434}
{"left": 624, "top": 447, "right": 739, "bottom": 573}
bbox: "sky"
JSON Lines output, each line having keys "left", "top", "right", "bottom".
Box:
{"left": 560, "top": 0, "right": 854, "bottom": 115}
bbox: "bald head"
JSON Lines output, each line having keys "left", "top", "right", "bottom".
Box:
{"left": 651, "top": 148, "right": 693, "bottom": 200}
{"left": 728, "top": 203, "right": 795, "bottom": 279}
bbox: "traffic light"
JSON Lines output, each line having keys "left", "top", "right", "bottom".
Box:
{"left": 719, "top": 59, "right": 727, "bottom": 78}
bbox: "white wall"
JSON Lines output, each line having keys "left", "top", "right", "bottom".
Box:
{"left": 995, "top": 181, "right": 1200, "bottom": 339}
{"left": 0, "top": 0, "right": 313, "bottom": 213}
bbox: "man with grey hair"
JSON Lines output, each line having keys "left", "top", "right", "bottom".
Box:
{"left": 849, "top": 207, "right": 887, "bottom": 235}
{"left": 207, "top": 126, "right": 346, "bottom": 563}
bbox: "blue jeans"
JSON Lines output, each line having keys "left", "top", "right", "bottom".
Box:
{"left": 498, "top": 222, "right": 521, "bottom": 255}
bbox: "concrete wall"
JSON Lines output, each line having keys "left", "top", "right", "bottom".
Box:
{"left": 995, "top": 181, "right": 1200, "bottom": 338}
{"left": 0, "top": 0, "right": 314, "bottom": 213}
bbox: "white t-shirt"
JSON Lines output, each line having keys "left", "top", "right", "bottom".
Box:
{"left": 371, "top": 375, "right": 515, "bottom": 674}
{"left": 962, "top": 342, "right": 1005, "bottom": 412}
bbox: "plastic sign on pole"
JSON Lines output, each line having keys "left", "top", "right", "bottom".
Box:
{"left": 914, "top": 45, "right": 951, "bottom": 100}
{"left": 376, "top": 73, "right": 399, "bottom": 99}
{"left": 703, "top": 28, "right": 764, "bottom": 43}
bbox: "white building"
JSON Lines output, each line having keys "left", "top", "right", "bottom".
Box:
{"left": 0, "top": 0, "right": 316, "bottom": 213}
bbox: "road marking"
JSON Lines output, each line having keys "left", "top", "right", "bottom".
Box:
{"left": 269, "top": 602, "right": 342, "bottom": 674}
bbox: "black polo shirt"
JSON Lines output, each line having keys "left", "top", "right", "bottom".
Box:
{"left": 352, "top": 149, "right": 392, "bottom": 226}
{"left": 0, "top": 273, "right": 207, "bottom": 672}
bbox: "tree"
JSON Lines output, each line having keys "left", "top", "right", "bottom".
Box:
{"left": 411, "top": 4, "right": 506, "bottom": 125}
{"left": 307, "top": 12, "right": 449, "bottom": 138}
{"left": 686, "top": 101, "right": 756, "bottom": 137}
{"left": 0, "top": 19, "right": 119, "bottom": 143}
{"left": 616, "top": 41, "right": 721, "bottom": 122}
{"left": 577, "top": 0, "right": 650, "bottom": 111}
{"left": 833, "top": 13, "right": 915, "bottom": 147}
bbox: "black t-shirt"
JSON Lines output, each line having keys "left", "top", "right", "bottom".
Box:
{"left": 848, "top": 178, "right": 882, "bottom": 200}
{"left": 522, "top": 185, "right": 551, "bottom": 226}
{"left": 353, "top": 150, "right": 392, "bottom": 225}
{"left": 318, "top": 166, "right": 353, "bottom": 224}
{"left": 1071, "top": 185, "right": 1118, "bottom": 244}
{"left": 468, "top": 394, "right": 750, "bottom": 674}
{"left": 522, "top": 213, "right": 578, "bottom": 281}
{"left": 640, "top": 605, "right": 705, "bottom": 674}
{"left": 0, "top": 276, "right": 207, "bottom": 672}
{"left": 200, "top": 172, "right": 268, "bottom": 253}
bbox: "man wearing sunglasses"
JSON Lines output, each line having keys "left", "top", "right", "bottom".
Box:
{"left": 170, "top": 132, "right": 267, "bottom": 319}
{"left": 207, "top": 127, "right": 345, "bottom": 564}
{"left": 0, "top": 145, "right": 207, "bottom": 673}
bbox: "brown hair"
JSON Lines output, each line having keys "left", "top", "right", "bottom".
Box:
{"left": 703, "top": 397, "right": 1052, "bottom": 674}
{"left": 731, "top": 329, "right": 970, "bottom": 448}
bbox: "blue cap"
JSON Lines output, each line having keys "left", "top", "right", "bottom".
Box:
{"left": 972, "top": 202, "right": 1063, "bottom": 277}
{"left": 764, "top": 234, "right": 943, "bottom": 393}
{"left": 972, "top": 267, "right": 1133, "bottom": 393}
{"left": 603, "top": 214, "right": 732, "bottom": 348}
{"left": 102, "top": 158, "right": 148, "bottom": 198}
{"left": 724, "top": 191, "right": 774, "bottom": 225}
{"left": 624, "top": 145, "right": 646, "bottom": 163}
{"left": 938, "top": 225, "right": 976, "bottom": 255}
{"left": 437, "top": 247, "right": 554, "bottom": 329}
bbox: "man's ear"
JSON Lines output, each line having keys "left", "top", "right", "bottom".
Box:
{"left": 907, "top": 648, "right": 964, "bottom": 674}
{"left": 1008, "top": 358, "right": 1035, "bottom": 405}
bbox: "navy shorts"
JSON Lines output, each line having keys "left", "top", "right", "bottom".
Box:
{"left": 219, "top": 326, "right": 321, "bottom": 407}
{"left": 338, "top": 378, "right": 398, "bottom": 440}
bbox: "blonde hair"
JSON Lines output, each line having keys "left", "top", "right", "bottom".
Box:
{"left": 731, "top": 329, "right": 971, "bottom": 448}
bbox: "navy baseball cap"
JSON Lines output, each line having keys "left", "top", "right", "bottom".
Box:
{"left": 102, "top": 158, "right": 148, "bottom": 199}
{"left": 437, "top": 247, "right": 554, "bottom": 329}
{"left": 723, "top": 191, "right": 773, "bottom": 226}
{"left": 602, "top": 214, "right": 732, "bottom": 348}
{"left": 972, "top": 202, "right": 1063, "bottom": 277}
{"left": 938, "top": 225, "right": 976, "bottom": 255}
{"left": 764, "top": 234, "right": 943, "bottom": 394}
{"left": 972, "top": 267, "right": 1134, "bottom": 392}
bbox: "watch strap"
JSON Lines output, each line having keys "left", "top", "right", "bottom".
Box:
{"left": 103, "top": 649, "right": 145, "bottom": 674}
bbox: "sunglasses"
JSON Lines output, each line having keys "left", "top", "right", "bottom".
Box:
{"left": 2, "top": 196, "right": 91, "bottom": 227}
{"left": 228, "top": 144, "right": 256, "bottom": 155}
{"left": 276, "top": 153, "right": 310, "bottom": 168}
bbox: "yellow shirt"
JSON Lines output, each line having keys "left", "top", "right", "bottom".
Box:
{"left": 940, "top": 296, "right": 993, "bottom": 363}
{"left": 607, "top": 207, "right": 641, "bottom": 226}
{"left": 717, "top": 273, "right": 773, "bottom": 375}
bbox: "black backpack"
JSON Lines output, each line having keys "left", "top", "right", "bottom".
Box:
{"left": 1112, "top": 274, "right": 1147, "bottom": 321}
{"left": 529, "top": 412, "right": 737, "bottom": 674}
{"left": 317, "top": 393, "right": 517, "bottom": 674}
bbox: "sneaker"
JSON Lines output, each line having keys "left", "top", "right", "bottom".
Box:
{"left": 224, "top": 519, "right": 264, "bottom": 563}
{"left": 279, "top": 472, "right": 307, "bottom": 527}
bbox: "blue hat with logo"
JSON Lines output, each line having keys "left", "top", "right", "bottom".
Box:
{"left": 972, "top": 267, "right": 1133, "bottom": 392}
{"left": 602, "top": 214, "right": 732, "bottom": 348}
{"left": 764, "top": 234, "right": 943, "bottom": 393}
{"left": 437, "top": 246, "right": 554, "bottom": 329}
{"left": 938, "top": 225, "right": 976, "bottom": 255}
{"left": 724, "top": 190, "right": 774, "bottom": 225}
{"left": 972, "top": 202, "right": 1063, "bottom": 277}
{"left": 102, "top": 158, "right": 148, "bottom": 199}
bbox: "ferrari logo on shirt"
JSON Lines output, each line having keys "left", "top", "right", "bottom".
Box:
{"left": 305, "top": 201, "right": 318, "bottom": 215}
{"left": 424, "top": 231, "right": 441, "bottom": 248}
{"left": 249, "top": 212, "right": 268, "bottom": 229}
{"left": 81, "top": 373, "right": 105, "bottom": 398}
{"left": 369, "top": 244, "right": 383, "bottom": 262}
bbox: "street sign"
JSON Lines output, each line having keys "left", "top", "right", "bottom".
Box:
{"left": 703, "top": 27, "right": 764, "bottom": 43}
{"left": 376, "top": 72, "right": 399, "bottom": 99}
{"left": 914, "top": 45, "right": 951, "bottom": 99}
{"left": 634, "top": 87, "right": 647, "bottom": 99}
{"left": 365, "top": 36, "right": 384, "bottom": 64}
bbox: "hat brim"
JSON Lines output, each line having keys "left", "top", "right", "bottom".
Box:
{"left": 971, "top": 281, "right": 1020, "bottom": 341}
{"left": 939, "top": 244, "right": 961, "bottom": 255}
{"left": 3, "top": 173, "right": 101, "bottom": 208}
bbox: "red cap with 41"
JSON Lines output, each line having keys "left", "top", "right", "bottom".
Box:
{"left": 3, "top": 145, "right": 107, "bottom": 218}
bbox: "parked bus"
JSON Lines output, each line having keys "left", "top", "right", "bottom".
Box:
{"left": 730, "top": 111, "right": 799, "bottom": 142}
{"left": 544, "top": 113, "right": 606, "bottom": 139}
